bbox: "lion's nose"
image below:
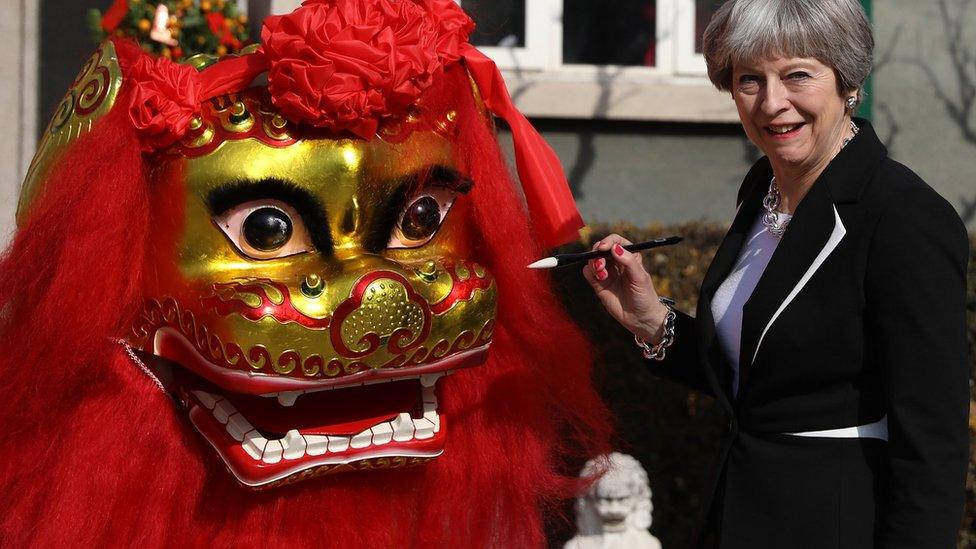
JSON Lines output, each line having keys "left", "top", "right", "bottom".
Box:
{"left": 300, "top": 273, "right": 325, "bottom": 298}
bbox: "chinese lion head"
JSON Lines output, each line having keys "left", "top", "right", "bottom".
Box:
{"left": 0, "top": 1, "right": 609, "bottom": 546}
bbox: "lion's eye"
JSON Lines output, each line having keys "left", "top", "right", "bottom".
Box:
{"left": 401, "top": 196, "right": 441, "bottom": 241}
{"left": 214, "top": 200, "right": 313, "bottom": 260}
{"left": 387, "top": 186, "right": 458, "bottom": 249}
{"left": 243, "top": 207, "right": 293, "bottom": 251}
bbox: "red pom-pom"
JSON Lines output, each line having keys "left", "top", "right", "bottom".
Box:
{"left": 126, "top": 55, "right": 201, "bottom": 151}
{"left": 261, "top": 0, "right": 473, "bottom": 138}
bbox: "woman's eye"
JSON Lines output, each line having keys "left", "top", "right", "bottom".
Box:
{"left": 213, "top": 199, "right": 314, "bottom": 260}
{"left": 387, "top": 186, "right": 458, "bottom": 249}
{"left": 737, "top": 75, "right": 760, "bottom": 91}
{"left": 788, "top": 71, "right": 810, "bottom": 80}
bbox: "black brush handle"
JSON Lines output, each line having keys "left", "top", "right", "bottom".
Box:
{"left": 556, "top": 236, "right": 683, "bottom": 266}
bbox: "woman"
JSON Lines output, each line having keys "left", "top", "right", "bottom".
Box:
{"left": 584, "top": 0, "right": 970, "bottom": 547}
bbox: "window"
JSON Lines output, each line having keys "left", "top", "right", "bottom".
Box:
{"left": 457, "top": 0, "right": 738, "bottom": 122}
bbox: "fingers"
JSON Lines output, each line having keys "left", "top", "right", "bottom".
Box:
{"left": 591, "top": 233, "right": 634, "bottom": 253}
{"left": 583, "top": 260, "right": 612, "bottom": 295}
{"left": 587, "top": 233, "right": 650, "bottom": 286}
{"left": 607, "top": 242, "right": 651, "bottom": 287}
{"left": 585, "top": 256, "right": 609, "bottom": 284}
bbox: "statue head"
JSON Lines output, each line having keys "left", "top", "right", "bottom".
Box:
{"left": 576, "top": 452, "right": 653, "bottom": 534}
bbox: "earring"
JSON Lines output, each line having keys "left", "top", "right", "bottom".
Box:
{"left": 846, "top": 96, "right": 858, "bottom": 111}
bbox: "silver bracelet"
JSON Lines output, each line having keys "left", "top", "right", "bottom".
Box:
{"left": 634, "top": 297, "right": 677, "bottom": 361}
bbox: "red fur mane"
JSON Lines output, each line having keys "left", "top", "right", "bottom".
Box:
{"left": 0, "top": 55, "right": 609, "bottom": 546}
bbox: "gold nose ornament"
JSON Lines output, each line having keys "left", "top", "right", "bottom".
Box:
{"left": 300, "top": 273, "right": 325, "bottom": 298}
{"left": 418, "top": 260, "right": 438, "bottom": 282}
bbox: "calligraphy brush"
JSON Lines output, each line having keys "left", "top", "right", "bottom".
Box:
{"left": 526, "top": 236, "right": 683, "bottom": 269}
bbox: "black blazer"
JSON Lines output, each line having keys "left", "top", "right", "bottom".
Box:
{"left": 647, "top": 120, "right": 971, "bottom": 548}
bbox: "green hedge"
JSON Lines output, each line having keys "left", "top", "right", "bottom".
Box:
{"left": 546, "top": 223, "right": 976, "bottom": 549}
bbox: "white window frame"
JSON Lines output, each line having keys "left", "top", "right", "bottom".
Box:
{"left": 465, "top": 0, "right": 738, "bottom": 123}
{"left": 462, "top": 0, "right": 559, "bottom": 71}
{"left": 673, "top": 0, "right": 710, "bottom": 74}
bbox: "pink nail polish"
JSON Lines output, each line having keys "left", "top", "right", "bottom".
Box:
{"left": 613, "top": 244, "right": 624, "bottom": 256}
{"left": 596, "top": 258, "right": 606, "bottom": 270}
{"left": 596, "top": 269, "right": 608, "bottom": 281}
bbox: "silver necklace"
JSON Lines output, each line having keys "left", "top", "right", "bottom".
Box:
{"left": 762, "top": 120, "right": 859, "bottom": 237}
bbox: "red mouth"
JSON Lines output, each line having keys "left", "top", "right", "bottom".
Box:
{"left": 186, "top": 373, "right": 447, "bottom": 489}
{"left": 765, "top": 122, "right": 805, "bottom": 140}
{"left": 137, "top": 329, "right": 489, "bottom": 489}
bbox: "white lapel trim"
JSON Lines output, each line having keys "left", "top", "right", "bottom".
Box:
{"left": 750, "top": 205, "right": 847, "bottom": 366}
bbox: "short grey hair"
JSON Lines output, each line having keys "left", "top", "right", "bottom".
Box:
{"left": 702, "top": 0, "right": 874, "bottom": 98}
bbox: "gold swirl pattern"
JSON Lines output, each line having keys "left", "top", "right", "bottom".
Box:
{"left": 75, "top": 65, "right": 111, "bottom": 115}
{"left": 130, "top": 296, "right": 493, "bottom": 379}
{"left": 18, "top": 41, "right": 123, "bottom": 225}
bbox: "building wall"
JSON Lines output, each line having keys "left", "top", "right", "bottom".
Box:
{"left": 3, "top": 0, "right": 974, "bottom": 250}
{"left": 0, "top": 0, "right": 39, "bottom": 248}
{"left": 523, "top": 0, "right": 976, "bottom": 231}
{"left": 500, "top": 120, "right": 753, "bottom": 227}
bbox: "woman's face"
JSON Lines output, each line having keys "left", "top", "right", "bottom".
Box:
{"left": 732, "top": 56, "right": 852, "bottom": 175}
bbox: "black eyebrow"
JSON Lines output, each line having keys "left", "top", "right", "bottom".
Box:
{"left": 362, "top": 165, "right": 473, "bottom": 253}
{"left": 206, "top": 178, "right": 334, "bottom": 255}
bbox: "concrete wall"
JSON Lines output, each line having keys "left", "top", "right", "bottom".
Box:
{"left": 0, "top": 0, "right": 39, "bottom": 248}
{"left": 499, "top": 121, "right": 754, "bottom": 227}
{"left": 871, "top": 0, "right": 976, "bottom": 229}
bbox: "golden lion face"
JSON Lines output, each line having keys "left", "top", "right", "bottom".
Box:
{"left": 128, "top": 89, "right": 497, "bottom": 488}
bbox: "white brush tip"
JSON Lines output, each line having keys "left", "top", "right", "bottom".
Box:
{"left": 526, "top": 257, "right": 558, "bottom": 269}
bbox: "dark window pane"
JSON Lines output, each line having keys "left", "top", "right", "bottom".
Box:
{"left": 460, "top": 0, "right": 526, "bottom": 48}
{"left": 695, "top": 0, "right": 728, "bottom": 53}
{"left": 563, "top": 0, "right": 656, "bottom": 66}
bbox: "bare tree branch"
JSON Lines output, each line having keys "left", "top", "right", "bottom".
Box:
{"left": 876, "top": 102, "right": 901, "bottom": 152}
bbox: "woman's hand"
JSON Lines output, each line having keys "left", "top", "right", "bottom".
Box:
{"left": 582, "top": 234, "right": 670, "bottom": 343}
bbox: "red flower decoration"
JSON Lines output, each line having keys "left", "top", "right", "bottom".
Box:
{"left": 127, "top": 55, "right": 202, "bottom": 152}
{"left": 261, "top": 0, "right": 474, "bottom": 138}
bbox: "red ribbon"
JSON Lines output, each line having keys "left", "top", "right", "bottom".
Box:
{"left": 460, "top": 44, "right": 583, "bottom": 248}
{"left": 101, "top": 0, "right": 129, "bottom": 32}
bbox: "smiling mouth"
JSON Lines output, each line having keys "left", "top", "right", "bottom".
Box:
{"left": 765, "top": 123, "right": 805, "bottom": 138}
{"left": 127, "top": 328, "right": 489, "bottom": 489}
{"left": 188, "top": 370, "right": 448, "bottom": 489}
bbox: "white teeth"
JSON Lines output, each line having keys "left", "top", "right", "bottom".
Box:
{"left": 213, "top": 399, "right": 235, "bottom": 425}
{"left": 327, "top": 435, "right": 350, "bottom": 452}
{"left": 305, "top": 435, "right": 329, "bottom": 456}
{"left": 371, "top": 421, "right": 394, "bottom": 445}
{"left": 221, "top": 372, "right": 449, "bottom": 463}
{"left": 769, "top": 124, "right": 799, "bottom": 134}
{"left": 226, "top": 413, "right": 252, "bottom": 442}
{"left": 262, "top": 440, "right": 283, "bottom": 463}
{"left": 277, "top": 391, "right": 302, "bottom": 407}
{"left": 281, "top": 430, "right": 306, "bottom": 460}
{"left": 243, "top": 430, "right": 268, "bottom": 460}
{"left": 423, "top": 409, "right": 441, "bottom": 433}
{"left": 414, "top": 418, "right": 435, "bottom": 440}
{"left": 420, "top": 373, "right": 442, "bottom": 388}
{"left": 392, "top": 413, "right": 416, "bottom": 442}
{"left": 350, "top": 429, "right": 372, "bottom": 449}
{"left": 192, "top": 390, "right": 217, "bottom": 410}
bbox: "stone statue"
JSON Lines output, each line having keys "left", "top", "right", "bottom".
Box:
{"left": 565, "top": 452, "right": 663, "bottom": 549}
